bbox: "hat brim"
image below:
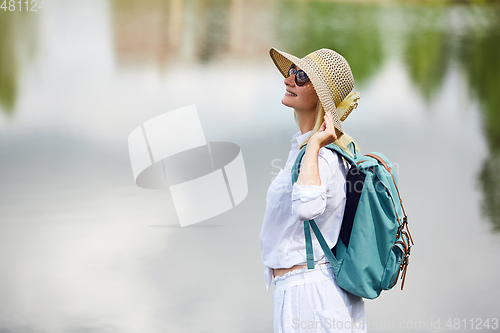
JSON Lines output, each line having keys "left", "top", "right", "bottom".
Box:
{"left": 269, "top": 48, "right": 301, "bottom": 78}
{"left": 269, "top": 47, "right": 344, "bottom": 134}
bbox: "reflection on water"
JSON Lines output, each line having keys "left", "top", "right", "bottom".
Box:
{"left": 1, "top": 1, "right": 500, "bottom": 332}
{"left": 112, "top": 0, "right": 180, "bottom": 67}
{"left": 111, "top": 0, "right": 273, "bottom": 66}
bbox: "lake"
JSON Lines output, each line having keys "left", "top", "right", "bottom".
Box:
{"left": 1, "top": 0, "right": 499, "bottom": 332}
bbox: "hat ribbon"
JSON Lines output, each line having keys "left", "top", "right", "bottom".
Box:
{"left": 337, "top": 92, "right": 360, "bottom": 122}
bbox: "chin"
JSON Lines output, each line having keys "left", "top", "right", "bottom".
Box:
{"left": 281, "top": 97, "right": 294, "bottom": 108}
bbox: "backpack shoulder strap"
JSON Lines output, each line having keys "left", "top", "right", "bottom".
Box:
{"left": 290, "top": 141, "right": 357, "bottom": 271}
{"left": 291, "top": 141, "right": 358, "bottom": 184}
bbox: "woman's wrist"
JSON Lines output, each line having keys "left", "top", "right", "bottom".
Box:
{"left": 306, "top": 139, "right": 321, "bottom": 152}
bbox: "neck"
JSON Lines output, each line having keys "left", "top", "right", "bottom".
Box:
{"left": 295, "top": 107, "right": 316, "bottom": 134}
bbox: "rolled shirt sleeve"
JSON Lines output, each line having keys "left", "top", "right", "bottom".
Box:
{"left": 291, "top": 148, "right": 335, "bottom": 221}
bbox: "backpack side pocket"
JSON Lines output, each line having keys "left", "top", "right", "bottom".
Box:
{"left": 381, "top": 244, "right": 403, "bottom": 290}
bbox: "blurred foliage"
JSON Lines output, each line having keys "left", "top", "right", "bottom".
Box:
{"left": 274, "top": 1, "right": 383, "bottom": 87}
{"left": 478, "top": 153, "right": 500, "bottom": 232}
{"left": 401, "top": 5, "right": 454, "bottom": 102}
{"left": 275, "top": 0, "right": 500, "bottom": 232}
{"left": 457, "top": 8, "right": 500, "bottom": 152}
{"left": 0, "top": 14, "right": 18, "bottom": 115}
{"left": 456, "top": 7, "right": 500, "bottom": 232}
{"left": 0, "top": 11, "right": 38, "bottom": 116}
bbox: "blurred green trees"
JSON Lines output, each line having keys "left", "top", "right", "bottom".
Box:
{"left": 457, "top": 8, "right": 500, "bottom": 231}
{"left": 0, "top": 14, "right": 18, "bottom": 116}
{"left": 274, "top": 1, "right": 383, "bottom": 86}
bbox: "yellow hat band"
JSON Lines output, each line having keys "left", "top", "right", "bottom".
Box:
{"left": 307, "top": 52, "right": 342, "bottom": 106}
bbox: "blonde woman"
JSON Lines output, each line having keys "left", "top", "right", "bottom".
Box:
{"left": 260, "top": 48, "right": 367, "bottom": 333}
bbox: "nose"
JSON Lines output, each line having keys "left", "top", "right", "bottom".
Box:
{"left": 284, "top": 73, "right": 295, "bottom": 86}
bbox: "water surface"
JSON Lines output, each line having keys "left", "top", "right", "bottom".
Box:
{"left": 1, "top": 1, "right": 499, "bottom": 332}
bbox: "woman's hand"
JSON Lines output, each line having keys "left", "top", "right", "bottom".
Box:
{"left": 309, "top": 111, "right": 338, "bottom": 149}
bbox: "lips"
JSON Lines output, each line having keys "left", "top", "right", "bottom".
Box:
{"left": 285, "top": 90, "right": 297, "bottom": 97}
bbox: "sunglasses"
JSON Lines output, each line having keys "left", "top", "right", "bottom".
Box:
{"left": 287, "top": 64, "right": 309, "bottom": 86}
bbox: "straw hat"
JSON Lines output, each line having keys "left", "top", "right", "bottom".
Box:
{"left": 269, "top": 47, "right": 360, "bottom": 134}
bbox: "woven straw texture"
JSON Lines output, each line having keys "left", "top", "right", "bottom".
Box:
{"left": 269, "top": 47, "right": 357, "bottom": 134}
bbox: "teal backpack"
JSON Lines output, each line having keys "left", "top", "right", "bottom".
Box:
{"left": 291, "top": 141, "right": 414, "bottom": 299}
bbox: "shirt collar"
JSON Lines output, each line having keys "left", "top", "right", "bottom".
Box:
{"left": 291, "top": 129, "right": 313, "bottom": 151}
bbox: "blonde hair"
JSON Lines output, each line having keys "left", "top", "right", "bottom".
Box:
{"left": 296, "top": 102, "right": 360, "bottom": 158}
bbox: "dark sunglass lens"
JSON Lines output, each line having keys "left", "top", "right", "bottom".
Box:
{"left": 296, "top": 70, "right": 308, "bottom": 85}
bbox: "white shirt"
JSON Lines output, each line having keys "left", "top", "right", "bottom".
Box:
{"left": 259, "top": 129, "right": 350, "bottom": 294}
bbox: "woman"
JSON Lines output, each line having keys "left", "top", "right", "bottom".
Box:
{"left": 260, "top": 48, "right": 367, "bottom": 333}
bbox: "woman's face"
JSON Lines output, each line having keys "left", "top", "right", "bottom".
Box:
{"left": 281, "top": 65, "right": 318, "bottom": 112}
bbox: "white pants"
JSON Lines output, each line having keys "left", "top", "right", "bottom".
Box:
{"left": 272, "top": 263, "right": 367, "bottom": 333}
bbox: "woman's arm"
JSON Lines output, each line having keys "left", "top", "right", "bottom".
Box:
{"left": 296, "top": 141, "right": 321, "bottom": 186}
{"left": 292, "top": 111, "right": 338, "bottom": 221}
{"left": 292, "top": 149, "right": 335, "bottom": 221}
